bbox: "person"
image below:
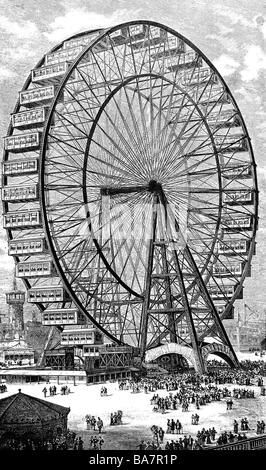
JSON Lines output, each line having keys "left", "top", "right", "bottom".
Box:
{"left": 257, "top": 421, "right": 261, "bottom": 434}
{"left": 42, "top": 387, "right": 47, "bottom": 398}
{"left": 166, "top": 419, "right": 171, "bottom": 433}
{"left": 206, "top": 430, "right": 211, "bottom": 444}
{"left": 91, "top": 416, "right": 96, "bottom": 430}
{"left": 90, "top": 436, "right": 96, "bottom": 448}
{"left": 77, "top": 436, "right": 84, "bottom": 450}
{"left": 244, "top": 418, "right": 250, "bottom": 430}
{"left": 97, "top": 417, "right": 103, "bottom": 433}
{"left": 261, "top": 420, "right": 265, "bottom": 433}
{"left": 210, "top": 427, "right": 216, "bottom": 441}
{"left": 85, "top": 414, "right": 91, "bottom": 429}
{"left": 233, "top": 420, "right": 238, "bottom": 434}
{"left": 158, "top": 427, "right": 164, "bottom": 443}
{"left": 98, "top": 436, "right": 104, "bottom": 449}
{"left": 170, "top": 419, "right": 175, "bottom": 434}
{"left": 138, "top": 440, "right": 146, "bottom": 450}
{"left": 117, "top": 410, "right": 123, "bottom": 425}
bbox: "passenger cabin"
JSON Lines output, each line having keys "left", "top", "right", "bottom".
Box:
{"left": 208, "top": 110, "right": 241, "bottom": 128}
{"left": 45, "top": 46, "right": 83, "bottom": 66}
{"left": 213, "top": 262, "right": 243, "bottom": 277}
{"left": 60, "top": 328, "right": 103, "bottom": 346}
{"left": 224, "top": 190, "right": 254, "bottom": 205}
{"left": 63, "top": 32, "right": 100, "bottom": 49}
{"left": 199, "top": 87, "right": 231, "bottom": 106}
{"left": 182, "top": 68, "right": 218, "bottom": 86}
{"left": 222, "top": 164, "right": 252, "bottom": 179}
{"left": 11, "top": 107, "right": 49, "bottom": 130}
{"left": 222, "top": 215, "right": 253, "bottom": 231}
{"left": 16, "top": 260, "right": 56, "bottom": 278}
{"left": 129, "top": 26, "right": 165, "bottom": 48}
{"left": 214, "top": 134, "right": 248, "bottom": 152}
{"left": 19, "top": 85, "right": 57, "bottom": 108}
{"left": 167, "top": 35, "right": 185, "bottom": 52}
{"left": 2, "top": 184, "right": 38, "bottom": 202}
{"left": 129, "top": 24, "right": 147, "bottom": 40}
{"left": 109, "top": 28, "right": 128, "bottom": 45}
{"left": 28, "top": 287, "right": 70, "bottom": 304}
{"left": 32, "top": 62, "right": 71, "bottom": 85}
{"left": 8, "top": 238, "right": 48, "bottom": 256}
{"left": 4, "top": 131, "right": 41, "bottom": 152}
{"left": 3, "top": 210, "right": 41, "bottom": 229}
{"left": 3, "top": 159, "right": 38, "bottom": 177}
{"left": 209, "top": 284, "right": 242, "bottom": 300}
{"left": 217, "top": 239, "right": 249, "bottom": 256}
{"left": 42, "top": 308, "right": 85, "bottom": 325}
{"left": 166, "top": 51, "right": 202, "bottom": 70}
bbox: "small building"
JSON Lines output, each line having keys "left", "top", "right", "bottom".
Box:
{"left": 0, "top": 339, "right": 35, "bottom": 365}
{"left": 0, "top": 389, "right": 70, "bottom": 448}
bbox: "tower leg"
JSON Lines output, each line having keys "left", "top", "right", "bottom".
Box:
{"left": 140, "top": 197, "right": 158, "bottom": 360}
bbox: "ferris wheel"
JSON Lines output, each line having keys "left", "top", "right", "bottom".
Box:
{"left": 2, "top": 21, "right": 258, "bottom": 371}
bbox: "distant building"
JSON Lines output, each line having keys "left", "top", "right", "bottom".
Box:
{"left": 0, "top": 389, "right": 70, "bottom": 448}
{"left": 224, "top": 318, "right": 265, "bottom": 351}
{"left": 0, "top": 338, "right": 35, "bottom": 365}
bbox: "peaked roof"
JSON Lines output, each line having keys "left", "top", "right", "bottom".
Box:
{"left": 0, "top": 390, "right": 70, "bottom": 425}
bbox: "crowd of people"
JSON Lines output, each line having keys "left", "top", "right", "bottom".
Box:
{"left": 151, "top": 425, "right": 165, "bottom": 443}
{"left": 42, "top": 385, "right": 58, "bottom": 398}
{"left": 138, "top": 440, "right": 159, "bottom": 450}
{"left": 73, "top": 436, "right": 84, "bottom": 450}
{"left": 216, "top": 431, "right": 248, "bottom": 446}
{"left": 196, "top": 427, "right": 217, "bottom": 444}
{"left": 149, "top": 380, "right": 242, "bottom": 416}
{"left": 232, "top": 388, "right": 255, "bottom": 399}
{"left": 240, "top": 360, "right": 266, "bottom": 376}
{"left": 90, "top": 435, "right": 104, "bottom": 449}
{"left": 0, "top": 430, "right": 80, "bottom": 451}
{"left": 166, "top": 419, "right": 183, "bottom": 433}
{"left": 165, "top": 435, "right": 201, "bottom": 450}
{"left": 191, "top": 413, "right": 200, "bottom": 425}
{"left": 256, "top": 420, "right": 265, "bottom": 434}
{"left": 85, "top": 415, "right": 104, "bottom": 433}
{"left": 141, "top": 417, "right": 266, "bottom": 451}
{"left": 100, "top": 386, "right": 108, "bottom": 397}
{"left": 60, "top": 385, "right": 71, "bottom": 395}
{"left": 110, "top": 410, "right": 123, "bottom": 425}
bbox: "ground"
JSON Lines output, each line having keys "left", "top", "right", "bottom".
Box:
{"left": 1, "top": 352, "right": 266, "bottom": 450}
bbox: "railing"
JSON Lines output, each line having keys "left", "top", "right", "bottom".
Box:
{"left": 205, "top": 435, "right": 266, "bottom": 451}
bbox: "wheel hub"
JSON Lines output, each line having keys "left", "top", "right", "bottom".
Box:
{"left": 148, "top": 179, "right": 162, "bottom": 193}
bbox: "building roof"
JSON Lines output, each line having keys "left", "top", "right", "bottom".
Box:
{"left": 0, "top": 390, "right": 70, "bottom": 425}
{"left": 0, "top": 339, "right": 34, "bottom": 353}
{"left": 0, "top": 369, "right": 86, "bottom": 377}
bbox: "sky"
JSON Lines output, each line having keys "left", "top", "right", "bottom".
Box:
{"left": 0, "top": 0, "right": 266, "bottom": 321}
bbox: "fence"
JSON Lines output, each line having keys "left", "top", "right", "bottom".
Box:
{"left": 205, "top": 435, "right": 266, "bottom": 450}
